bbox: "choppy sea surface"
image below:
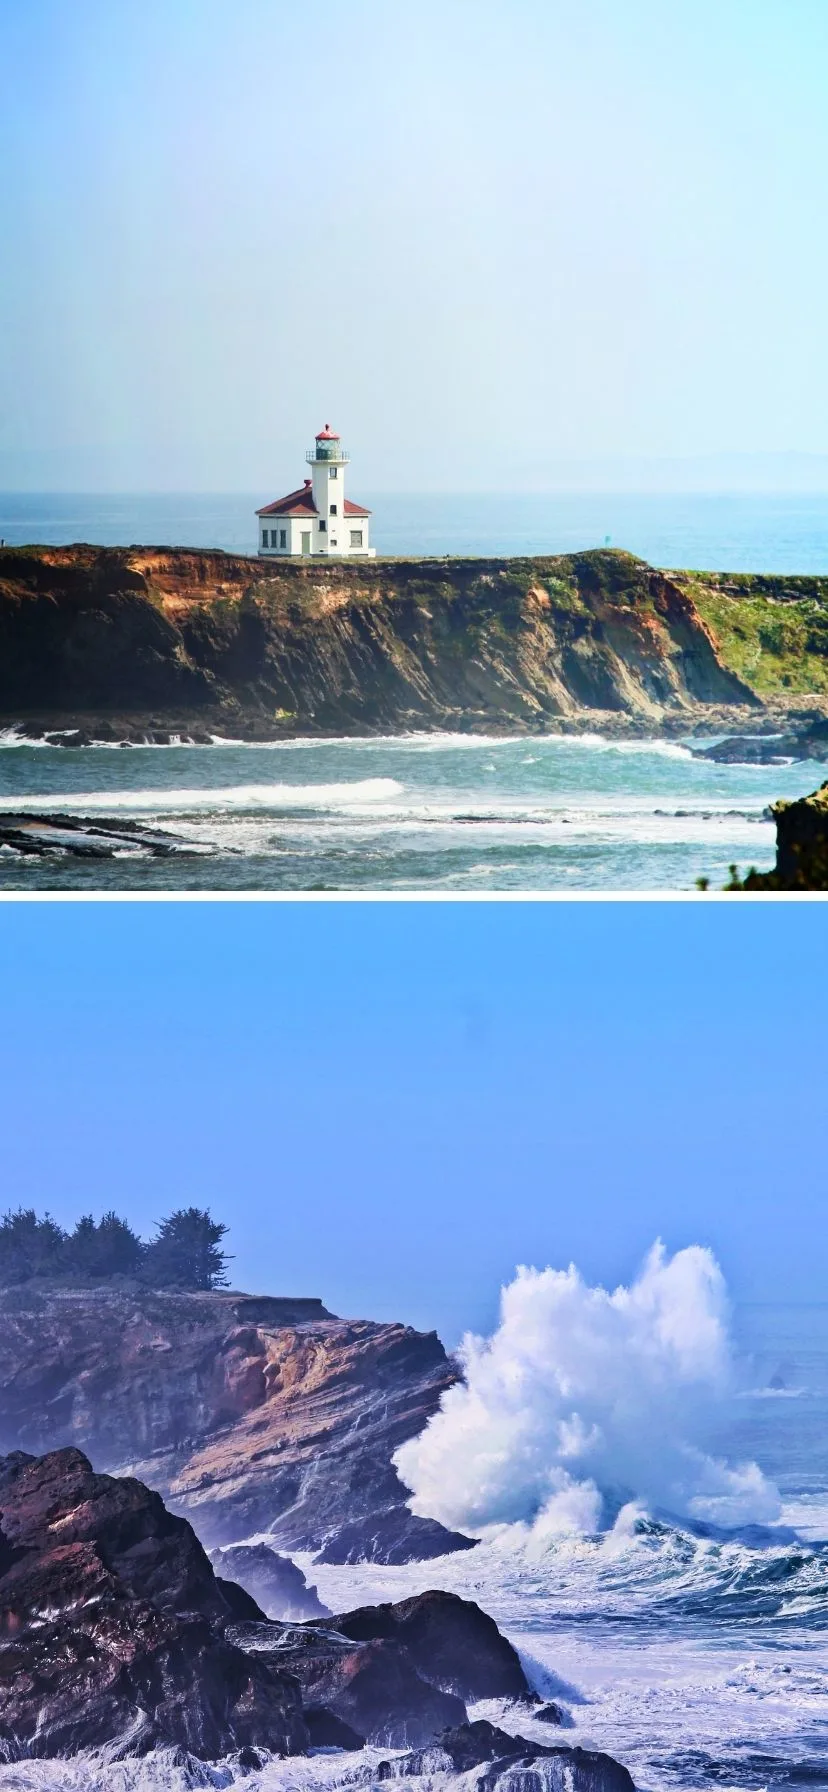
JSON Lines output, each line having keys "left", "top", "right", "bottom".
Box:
{"left": 4, "top": 1304, "right": 828, "bottom": 1792}
{"left": 1, "top": 731, "right": 826, "bottom": 891}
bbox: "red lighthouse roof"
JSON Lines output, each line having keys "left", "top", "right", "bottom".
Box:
{"left": 315, "top": 424, "right": 340, "bottom": 440}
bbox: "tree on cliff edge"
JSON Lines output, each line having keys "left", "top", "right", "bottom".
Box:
{"left": 0, "top": 1208, "right": 66, "bottom": 1282}
{"left": 143, "top": 1207, "right": 230, "bottom": 1291}
{"left": 66, "top": 1212, "right": 144, "bottom": 1280}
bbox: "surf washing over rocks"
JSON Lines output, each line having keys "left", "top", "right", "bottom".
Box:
{"left": 3, "top": 1251, "right": 828, "bottom": 1792}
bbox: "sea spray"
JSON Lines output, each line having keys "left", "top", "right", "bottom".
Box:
{"left": 395, "top": 1245, "right": 781, "bottom": 1535}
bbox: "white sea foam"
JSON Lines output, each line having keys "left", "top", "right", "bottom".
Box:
{"left": 9, "top": 779, "right": 405, "bottom": 814}
{"left": 395, "top": 1244, "right": 781, "bottom": 1536}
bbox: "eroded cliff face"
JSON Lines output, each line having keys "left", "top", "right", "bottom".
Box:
{"left": 0, "top": 545, "right": 757, "bottom": 733}
{"left": 0, "top": 1287, "right": 463, "bottom": 1558}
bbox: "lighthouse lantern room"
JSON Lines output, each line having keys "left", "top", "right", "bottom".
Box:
{"left": 256, "top": 427, "right": 374, "bottom": 558}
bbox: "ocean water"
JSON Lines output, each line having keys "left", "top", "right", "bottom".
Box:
{"left": 2, "top": 490, "right": 828, "bottom": 572}
{"left": 1, "top": 731, "right": 826, "bottom": 892}
{"left": 4, "top": 1300, "right": 828, "bottom": 1792}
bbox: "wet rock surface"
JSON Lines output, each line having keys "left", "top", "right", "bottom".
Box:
{"left": 333, "top": 1590, "right": 530, "bottom": 1702}
{"left": 228, "top": 1619, "right": 467, "bottom": 1748}
{"left": 377, "top": 1720, "right": 636, "bottom": 1792}
{"left": 0, "top": 811, "right": 206, "bottom": 859}
{"left": 0, "top": 1447, "right": 307, "bottom": 1759}
{"left": 691, "top": 716, "right": 828, "bottom": 765}
{"left": 209, "top": 1542, "right": 331, "bottom": 1620}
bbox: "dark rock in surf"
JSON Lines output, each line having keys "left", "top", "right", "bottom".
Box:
{"left": 316, "top": 1506, "right": 478, "bottom": 1566}
{"left": 376, "top": 1720, "right": 636, "bottom": 1792}
{"left": 210, "top": 1542, "right": 330, "bottom": 1620}
{"left": 333, "top": 1589, "right": 531, "bottom": 1702}
{"left": 0, "top": 1447, "right": 306, "bottom": 1759}
{"left": 230, "top": 1618, "right": 466, "bottom": 1748}
{"left": 0, "top": 811, "right": 204, "bottom": 859}
{"left": 303, "top": 1706, "right": 366, "bottom": 1749}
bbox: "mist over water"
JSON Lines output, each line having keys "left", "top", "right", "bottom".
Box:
{"left": 396, "top": 1246, "right": 780, "bottom": 1537}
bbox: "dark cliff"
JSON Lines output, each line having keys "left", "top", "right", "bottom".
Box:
{"left": 0, "top": 1285, "right": 466, "bottom": 1559}
{"left": 0, "top": 544, "right": 757, "bottom": 735}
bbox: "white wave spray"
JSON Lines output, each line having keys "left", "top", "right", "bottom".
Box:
{"left": 395, "top": 1244, "right": 781, "bottom": 1536}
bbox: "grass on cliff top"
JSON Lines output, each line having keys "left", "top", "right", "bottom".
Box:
{"left": 688, "top": 576, "right": 828, "bottom": 697}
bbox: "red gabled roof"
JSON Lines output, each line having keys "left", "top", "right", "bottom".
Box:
{"left": 344, "top": 498, "right": 371, "bottom": 517}
{"left": 256, "top": 480, "right": 319, "bottom": 518}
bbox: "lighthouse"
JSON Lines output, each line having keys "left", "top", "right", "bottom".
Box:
{"left": 256, "top": 427, "right": 375, "bottom": 558}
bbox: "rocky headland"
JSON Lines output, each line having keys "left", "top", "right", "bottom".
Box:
{"left": 0, "top": 1283, "right": 474, "bottom": 1561}
{"left": 0, "top": 542, "right": 792, "bottom": 740}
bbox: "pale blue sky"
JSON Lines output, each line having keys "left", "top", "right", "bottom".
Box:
{"left": 1, "top": 0, "right": 828, "bottom": 492}
{"left": 0, "top": 900, "right": 825, "bottom": 1341}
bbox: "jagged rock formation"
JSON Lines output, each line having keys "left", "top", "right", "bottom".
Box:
{"left": 376, "top": 1720, "right": 636, "bottom": 1792}
{"left": 232, "top": 1619, "right": 467, "bottom": 1748}
{"left": 0, "top": 1285, "right": 472, "bottom": 1560}
{"left": 0, "top": 545, "right": 757, "bottom": 735}
{"left": 0, "top": 1447, "right": 306, "bottom": 1759}
{"left": 333, "top": 1590, "right": 530, "bottom": 1702}
{"left": 0, "top": 812, "right": 203, "bottom": 858}
{"left": 0, "top": 1449, "right": 635, "bottom": 1788}
{"left": 209, "top": 1542, "right": 330, "bottom": 1620}
{"left": 740, "top": 780, "right": 828, "bottom": 889}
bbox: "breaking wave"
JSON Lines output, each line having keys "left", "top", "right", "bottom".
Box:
{"left": 395, "top": 1244, "right": 782, "bottom": 1537}
{"left": 8, "top": 779, "right": 404, "bottom": 813}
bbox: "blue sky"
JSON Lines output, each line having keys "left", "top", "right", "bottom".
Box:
{"left": 1, "top": 899, "right": 825, "bottom": 1340}
{"left": 1, "top": 0, "right": 827, "bottom": 491}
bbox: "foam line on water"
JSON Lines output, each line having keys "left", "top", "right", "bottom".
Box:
{"left": 9, "top": 779, "right": 405, "bottom": 813}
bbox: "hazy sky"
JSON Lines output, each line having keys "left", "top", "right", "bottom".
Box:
{"left": 2, "top": 0, "right": 828, "bottom": 491}
{"left": 1, "top": 899, "right": 825, "bottom": 1341}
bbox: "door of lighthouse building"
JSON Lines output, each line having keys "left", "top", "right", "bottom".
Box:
{"left": 301, "top": 531, "right": 311, "bottom": 555}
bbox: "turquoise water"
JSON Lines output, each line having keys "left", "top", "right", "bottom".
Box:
{"left": 1, "top": 731, "right": 825, "bottom": 891}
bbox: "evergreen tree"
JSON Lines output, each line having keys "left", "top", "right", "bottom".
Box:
{"left": 66, "top": 1211, "right": 144, "bottom": 1280}
{"left": 0, "top": 1208, "right": 67, "bottom": 1283}
{"left": 143, "top": 1207, "right": 230, "bottom": 1290}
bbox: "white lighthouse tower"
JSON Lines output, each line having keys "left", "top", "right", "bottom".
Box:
{"left": 256, "top": 427, "right": 374, "bottom": 558}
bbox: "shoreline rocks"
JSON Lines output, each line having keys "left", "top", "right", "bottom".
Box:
{"left": 209, "top": 1543, "right": 331, "bottom": 1621}
{"left": 0, "top": 1448, "right": 306, "bottom": 1760}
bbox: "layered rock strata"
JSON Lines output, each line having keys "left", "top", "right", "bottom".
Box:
{"left": 0, "top": 545, "right": 756, "bottom": 735}
{"left": 0, "top": 1285, "right": 471, "bottom": 1560}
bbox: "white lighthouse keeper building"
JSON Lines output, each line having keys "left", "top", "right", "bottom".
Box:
{"left": 256, "top": 427, "right": 375, "bottom": 558}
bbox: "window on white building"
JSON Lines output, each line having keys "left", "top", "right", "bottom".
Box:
{"left": 330, "top": 466, "right": 338, "bottom": 479}
{"left": 350, "top": 530, "right": 363, "bottom": 548}
{"left": 330, "top": 504, "right": 337, "bottom": 516}
{"left": 319, "top": 520, "right": 327, "bottom": 531}
{"left": 279, "top": 529, "right": 287, "bottom": 549}
{"left": 262, "top": 529, "right": 270, "bottom": 548}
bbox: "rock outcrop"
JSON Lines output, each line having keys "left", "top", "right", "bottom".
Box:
{"left": 0, "top": 1447, "right": 307, "bottom": 1759}
{"left": 230, "top": 1618, "right": 467, "bottom": 1748}
{"left": 0, "top": 1285, "right": 471, "bottom": 1561}
{"left": 333, "top": 1590, "right": 530, "bottom": 1702}
{"left": 0, "top": 545, "right": 757, "bottom": 736}
{"left": 740, "top": 780, "right": 828, "bottom": 889}
{"left": 377, "top": 1720, "right": 636, "bottom": 1792}
{"left": 209, "top": 1543, "right": 330, "bottom": 1621}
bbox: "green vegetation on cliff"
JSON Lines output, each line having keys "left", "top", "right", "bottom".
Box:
{"left": 677, "top": 572, "right": 828, "bottom": 698}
